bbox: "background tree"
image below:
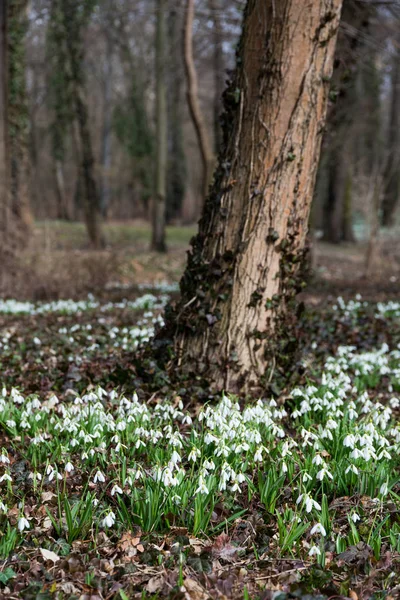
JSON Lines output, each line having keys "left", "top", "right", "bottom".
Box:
{"left": 152, "top": 0, "right": 168, "bottom": 252}
{"left": 0, "top": 1, "right": 9, "bottom": 240}
{"left": 166, "top": 0, "right": 186, "bottom": 223}
{"left": 382, "top": 33, "right": 400, "bottom": 227}
{"left": 183, "top": 0, "right": 214, "bottom": 203}
{"left": 50, "top": 0, "right": 103, "bottom": 248}
{"left": 159, "top": 0, "right": 343, "bottom": 393}
{"left": 8, "top": 0, "right": 32, "bottom": 233}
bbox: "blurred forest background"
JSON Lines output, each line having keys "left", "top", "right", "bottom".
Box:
{"left": 1, "top": 0, "right": 400, "bottom": 299}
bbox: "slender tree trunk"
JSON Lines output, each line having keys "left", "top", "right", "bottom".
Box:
{"left": 381, "top": 41, "right": 400, "bottom": 227}
{"left": 152, "top": 0, "right": 167, "bottom": 252}
{"left": 183, "top": 0, "right": 213, "bottom": 201}
{"left": 7, "top": 0, "right": 32, "bottom": 234}
{"left": 0, "top": 1, "right": 9, "bottom": 237}
{"left": 62, "top": 0, "right": 103, "bottom": 248}
{"left": 54, "top": 159, "right": 70, "bottom": 220}
{"left": 100, "top": 31, "right": 113, "bottom": 218}
{"left": 208, "top": 0, "right": 224, "bottom": 153}
{"left": 166, "top": 0, "right": 186, "bottom": 223}
{"left": 158, "top": 0, "right": 343, "bottom": 393}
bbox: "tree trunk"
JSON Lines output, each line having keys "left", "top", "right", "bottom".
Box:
{"left": 100, "top": 12, "right": 113, "bottom": 218}
{"left": 54, "top": 159, "right": 70, "bottom": 220}
{"left": 183, "top": 0, "right": 214, "bottom": 201}
{"left": 159, "top": 0, "right": 343, "bottom": 393}
{"left": 166, "top": 0, "right": 186, "bottom": 223}
{"left": 61, "top": 0, "right": 103, "bottom": 248}
{"left": 208, "top": 0, "right": 224, "bottom": 153}
{"left": 151, "top": 0, "right": 167, "bottom": 252}
{"left": 381, "top": 41, "right": 400, "bottom": 227}
{"left": 7, "top": 0, "right": 32, "bottom": 234}
{"left": 0, "top": 1, "right": 9, "bottom": 237}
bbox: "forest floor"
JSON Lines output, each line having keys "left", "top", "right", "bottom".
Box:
{"left": 0, "top": 222, "right": 399, "bottom": 599}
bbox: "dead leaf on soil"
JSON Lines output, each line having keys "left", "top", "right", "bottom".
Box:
{"left": 40, "top": 548, "right": 60, "bottom": 563}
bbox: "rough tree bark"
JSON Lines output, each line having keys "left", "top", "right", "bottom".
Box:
{"left": 159, "top": 0, "right": 343, "bottom": 393}
{"left": 183, "top": 0, "right": 214, "bottom": 201}
{"left": 62, "top": 0, "right": 103, "bottom": 249}
{"left": 0, "top": 1, "right": 8, "bottom": 236}
{"left": 208, "top": 0, "right": 224, "bottom": 153}
{"left": 151, "top": 0, "right": 168, "bottom": 252}
{"left": 100, "top": 1, "right": 113, "bottom": 219}
{"left": 7, "top": 0, "right": 32, "bottom": 233}
{"left": 381, "top": 38, "right": 400, "bottom": 227}
{"left": 166, "top": 0, "right": 186, "bottom": 222}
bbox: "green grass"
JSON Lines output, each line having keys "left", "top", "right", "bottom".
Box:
{"left": 36, "top": 220, "right": 197, "bottom": 251}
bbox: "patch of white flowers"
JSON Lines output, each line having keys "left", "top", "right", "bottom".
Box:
{"left": 0, "top": 293, "right": 169, "bottom": 316}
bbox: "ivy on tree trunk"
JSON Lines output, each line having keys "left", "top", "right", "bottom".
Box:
{"left": 156, "top": 0, "right": 343, "bottom": 394}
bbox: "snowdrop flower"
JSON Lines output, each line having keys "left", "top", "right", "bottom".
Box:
{"left": 345, "top": 464, "right": 359, "bottom": 475}
{"left": 111, "top": 484, "right": 123, "bottom": 496}
{"left": 297, "top": 494, "right": 321, "bottom": 513}
{"left": 195, "top": 475, "right": 209, "bottom": 495}
{"left": 0, "top": 452, "right": 10, "bottom": 465}
{"left": 308, "top": 545, "right": 321, "bottom": 557}
{"left": 316, "top": 467, "right": 333, "bottom": 481}
{"left": 310, "top": 523, "right": 326, "bottom": 536}
{"left": 65, "top": 462, "right": 74, "bottom": 473}
{"left": 254, "top": 446, "right": 264, "bottom": 462}
{"left": 101, "top": 511, "right": 116, "bottom": 528}
{"left": 312, "top": 454, "right": 323, "bottom": 466}
{"left": 351, "top": 512, "right": 360, "bottom": 523}
{"left": 379, "top": 482, "right": 389, "bottom": 496}
{"left": 188, "top": 447, "right": 200, "bottom": 462}
{"left": 93, "top": 470, "right": 106, "bottom": 484}
{"left": 0, "top": 473, "right": 12, "bottom": 483}
{"left": 18, "top": 517, "right": 30, "bottom": 532}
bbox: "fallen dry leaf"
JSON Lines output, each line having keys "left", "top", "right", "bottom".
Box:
{"left": 40, "top": 548, "right": 60, "bottom": 563}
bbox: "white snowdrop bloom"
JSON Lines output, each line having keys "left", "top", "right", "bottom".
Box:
{"left": 0, "top": 501, "right": 7, "bottom": 512}
{"left": 308, "top": 545, "right": 321, "bottom": 557}
{"left": 195, "top": 475, "right": 209, "bottom": 495}
{"left": 351, "top": 513, "right": 360, "bottom": 523}
{"left": 230, "top": 479, "right": 241, "bottom": 493}
{"left": 343, "top": 434, "right": 356, "bottom": 448}
{"left": 254, "top": 446, "right": 264, "bottom": 462}
{"left": 350, "top": 448, "right": 362, "bottom": 460}
{"left": 65, "top": 462, "right": 74, "bottom": 473}
{"left": 310, "top": 523, "right": 326, "bottom": 536}
{"left": 203, "top": 459, "right": 215, "bottom": 471}
{"left": 170, "top": 450, "right": 181, "bottom": 466}
{"left": 389, "top": 397, "right": 400, "bottom": 409}
{"left": 101, "top": 511, "right": 116, "bottom": 528}
{"left": 303, "top": 472, "right": 312, "bottom": 483}
{"left": 312, "top": 454, "right": 323, "bottom": 466}
{"left": 345, "top": 464, "right": 359, "bottom": 475}
{"left": 316, "top": 468, "right": 333, "bottom": 482}
{"left": 281, "top": 462, "right": 288, "bottom": 474}
{"left": 93, "top": 470, "right": 106, "bottom": 484}
{"left": 33, "top": 337, "right": 41, "bottom": 345}
{"left": 188, "top": 447, "right": 201, "bottom": 462}
{"left": 182, "top": 415, "right": 192, "bottom": 425}
{"left": 6, "top": 420, "right": 16, "bottom": 428}
{"left": 0, "top": 453, "right": 10, "bottom": 464}
{"left": 0, "top": 473, "right": 11, "bottom": 483}
{"left": 18, "top": 517, "right": 30, "bottom": 532}
{"left": 380, "top": 482, "right": 389, "bottom": 496}
{"left": 111, "top": 484, "right": 123, "bottom": 496}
